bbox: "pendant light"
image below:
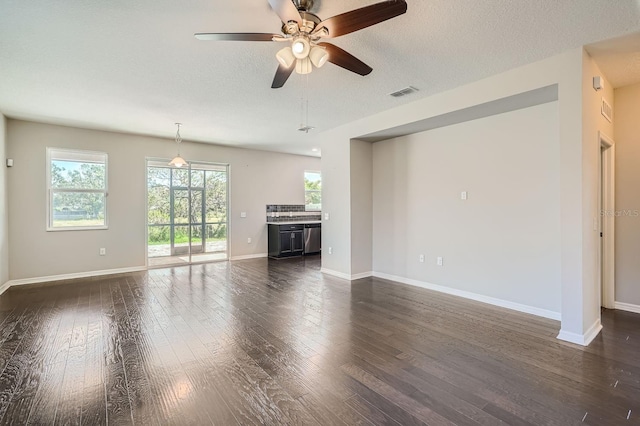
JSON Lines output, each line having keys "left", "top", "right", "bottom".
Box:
{"left": 169, "top": 123, "right": 187, "bottom": 168}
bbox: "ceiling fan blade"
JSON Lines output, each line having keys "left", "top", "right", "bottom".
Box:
{"left": 271, "top": 63, "right": 295, "bottom": 88}
{"left": 313, "top": 0, "right": 407, "bottom": 38}
{"left": 194, "top": 33, "right": 279, "bottom": 41}
{"left": 267, "top": 0, "right": 302, "bottom": 25}
{"left": 318, "top": 43, "right": 373, "bottom": 76}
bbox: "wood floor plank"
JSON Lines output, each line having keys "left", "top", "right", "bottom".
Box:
{"left": 0, "top": 258, "right": 638, "bottom": 425}
{"left": 80, "top": 283, "right": 106, "bottom": 426}
{"left": 0, "top": 298, "right": 58, "bottom": 424}
{"left": 345, "top": 394, "right": 404, "bottom": 426}
{"left": 22, "top": 287, "right": 81, "bottom": 425}
{"left": 101, "top": 281, "right": 134, "bottom": 426}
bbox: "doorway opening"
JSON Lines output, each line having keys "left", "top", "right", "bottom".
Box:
{"left": 146, "top": 160, "right": 229, "bottom": 268}
{"left": 599, "top": 132, "right": 615, "bottom": 309}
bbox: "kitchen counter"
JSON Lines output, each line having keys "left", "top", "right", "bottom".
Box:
{"left": 267, "top": 222, "right": 322, "bottom": 258}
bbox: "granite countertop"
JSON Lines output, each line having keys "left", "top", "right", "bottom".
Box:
{"left": 266, "top": 221, "right": 322, "bottom": 225}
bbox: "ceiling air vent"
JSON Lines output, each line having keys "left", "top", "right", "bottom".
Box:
{"left": 601, "top": 97, "right": 613, "bottom": 123}
{"left": 390, "top": 86, "right": 419, "bottom": 98}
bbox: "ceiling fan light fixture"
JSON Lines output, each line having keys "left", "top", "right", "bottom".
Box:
{"left": 296, "top": 57, "right": 313, "bottom": 74}
{"left": 309, "top": 46, "right": 328, "bottom": 68}
{"left": 291, "top": 37, "right": 310, "bottom": 59}
{"left": 276, "top": 47, "right": 296, "bottom": 68}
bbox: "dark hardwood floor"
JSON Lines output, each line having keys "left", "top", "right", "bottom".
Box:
{"left": 0, "top": 257, "right": 638, "bottom": 425}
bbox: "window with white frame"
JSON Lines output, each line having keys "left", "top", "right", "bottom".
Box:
{"left": 304, "top": 171, "right": 321, "bottom": 211}
{"left": 47, "top": 148, "right": 108, "bottom": 230}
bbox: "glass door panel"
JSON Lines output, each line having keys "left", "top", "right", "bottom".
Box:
{"left": 203, "top": 169, "right": 227, "bottom": 257}
{"left": 147, "top": 166, "right": 171, "bottom": 258}
{"left": 147, "top": 160, "right": 229, "bottom": 267}
{"left": 171, "top": 189, "right": 190, "bottom": 256}
{"left": 190, "top": 189, "right": 205, "bottom": 254}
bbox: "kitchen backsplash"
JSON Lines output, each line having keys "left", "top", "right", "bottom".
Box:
{"left": 266, "top": 205, "right": 322, "bottom": 222}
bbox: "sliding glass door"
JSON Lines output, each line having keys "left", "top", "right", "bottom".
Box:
{"left": 147, "top": 160, "right": 228, "bottom": 267}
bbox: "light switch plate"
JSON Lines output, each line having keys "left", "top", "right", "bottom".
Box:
{"left": 240, "top": 212, "right": 247, "bottom": 218}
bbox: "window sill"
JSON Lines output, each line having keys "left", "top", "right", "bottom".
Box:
{"left": 47, "top": 225, "right": 109, "bottom": 232}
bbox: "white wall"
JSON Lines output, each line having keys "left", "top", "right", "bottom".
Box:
{"left": 320, "top": 137, "right": 352, "bottom": 276}
{"left": 373, "top": 103, "right": 561, "bottom": 314}
{"left": 580, "top": 53, "right": 615, "bottom": 331}
{"left": 319, "top": 47, "right": 604, "bottom": 343}
{"left": 0, "top": 114, "right": 8, "bottom": 286}
{"left": 350, "top": 140, "right": 373, "bottom": 277}
{"left": 6, "top": 120, "right": 319, "bottom": 281}
{"left": 614, "top": 82, "right": 640, "bottom": 307}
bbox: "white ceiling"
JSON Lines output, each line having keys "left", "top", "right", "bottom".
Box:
{"left": 586, "top": 32, "right": 640, "bottom": 88}
{"left": 1, "top": 0, "right": 640, "bottom": 157}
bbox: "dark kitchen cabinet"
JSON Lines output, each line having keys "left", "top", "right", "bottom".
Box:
{"left": 269, "top": 224, "right": 304, "bottom": 258}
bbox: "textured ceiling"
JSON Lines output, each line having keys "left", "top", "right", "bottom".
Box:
{"left": 1, "top": 0, "right": 640, "bottom": 156}
{"left": 586, "top": 32, "right": 640, "bottom": 88}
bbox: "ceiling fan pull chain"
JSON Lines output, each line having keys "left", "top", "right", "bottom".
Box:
{"left": 305, "top": 74, "right": 310, "bottom": 128}
{"left": 300, "top": 73, "right": 304, "bottom": 128}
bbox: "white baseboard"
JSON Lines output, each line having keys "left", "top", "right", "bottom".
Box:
{"left": 321, "top": 268, "right": 372, "bottom": 281}
{"left": 230, "top": 253, "right": 268, "bottom": 261}
{"left": 372, "top": 272, "right": 561, "bottom": 321}
{"left": 557, "top": 319, "right": 602, "bottom": 346}
{"left": 321, "top": 268, "right": 353, "bottom": 281}
{"left": 0, "top": 282, "right": 10, "bottom": 296}
{"left": 351, "top": 271, "right": 373, "bottom": 280}
{"left": 5, "top": 266, "right": 147, "bottom": 288}
{"left": 615, "top": 301, "right": 640, "bottom": 314}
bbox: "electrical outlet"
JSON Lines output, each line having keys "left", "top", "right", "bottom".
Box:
{"left": 240, "top": 212, "right": 247, "bottom": 218}
{"left": 419, "top": 254, "right": 425, "bottom": 263}
{"left": 328, "top": 247, "right": 333, "bottom": 255}
{"left": 247, "top": 237, "right": 252, "bottom": 244}
{"left": 437, "top": 256, "right": 443, "bottom": 266}
{"left": 99, "top": 248, "right": 106, "bottom": 256}
{"left": 324, "top": 213, "right": 330, "bottom": 220}
{"left": 461, "top": 191, "right": 468, "bottom": 200}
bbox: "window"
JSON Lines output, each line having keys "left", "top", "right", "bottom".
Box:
{"left": 47, "top": 148, "right": 108, "bottom": 230}
{"left": 304, "top": 171, "right": 321, "bottom": 211}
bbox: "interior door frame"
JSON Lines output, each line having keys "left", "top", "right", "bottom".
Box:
{"left": 599, "top": 132, "right": 615, "bottom": 309}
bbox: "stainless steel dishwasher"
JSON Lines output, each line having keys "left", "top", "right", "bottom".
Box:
{"left": 303, "top": 223, "right": 321, "bottom": 255}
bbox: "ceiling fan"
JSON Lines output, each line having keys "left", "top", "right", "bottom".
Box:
{"left": 195, "top": 0, "right": 408, "bottom": 88}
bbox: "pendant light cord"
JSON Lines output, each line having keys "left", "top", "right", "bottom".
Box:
{"left": 175, "top": 123, "right": 182, "bottom": 154}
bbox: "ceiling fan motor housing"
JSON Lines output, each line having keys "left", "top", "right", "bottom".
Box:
{"left": 293, "top": 0, "right": 314, "bottom": 12}
{"left": 282, "top": 11, "right": 320, "bottom": 35}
